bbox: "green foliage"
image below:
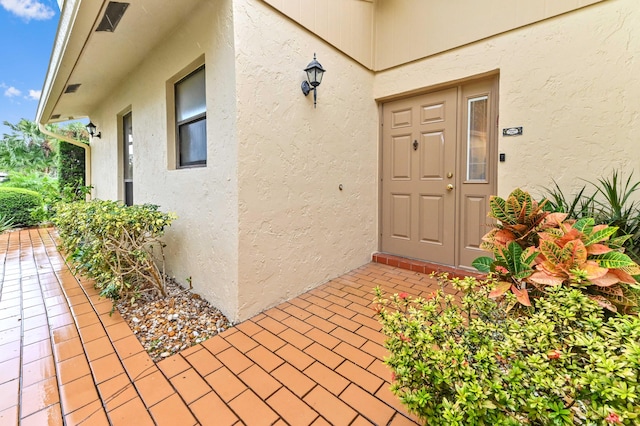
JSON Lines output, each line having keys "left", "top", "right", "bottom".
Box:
{"left": 0, "top": 119, "right": 58, "bottom": 175}
{"left": 0, "top": 118, "right": 88, "bottom": 191}
{"left": 477, "top": 188, "right": 640, "bottom": 314}
{"left": 0, "top": 119, "right": 91, "bottom": 224}
{"left": 0, "top": 214, "right": 14, "bottom": 233}
{"left": 375, "top": 275, "right": 640, "bottom": 425}
{"left": 481, "top": 188, "right": 551, "bottom": 252}
{"left": 59, "top": 183, "right": 93, "bottom": 203}
{"left": 31, "top": 182, "right": 94, "bottom": 225}
{"left": 475, "top": 241, "right": 538, "bottom": 306}
{"left": 54, "top": 200, "right": 176, "bottom": 304}
{"left": 56, "top": 122, "right": 88, "bottom": 194}
{"left": 58, "top": 142, "right": 86, "bottom": 192}
{"left": 541, "top": 180, "right": 596, "bottom": 219}
{"left": 0, "top": 170, "right": 60, "bottom": 226}
{"left": 541, "top": 171, "right": 640, "bottom": 263}
{"left": 0, "top": 187, "right": 43, "bottom": 227}
{"left": 592, "top": 171, "right": 640, "bottom": 231}
{"left": 0, "top": 171, "right": 59, "bottom": 200}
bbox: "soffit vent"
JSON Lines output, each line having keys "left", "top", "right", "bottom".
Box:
{"left": 64, "top": 84, "right": 81, "bottom": 93}
{"left": 51, "top": 114, "right": 61, "bottom": 119}
{"left": 96, "top": 2, "right": 129, "bottom": 32}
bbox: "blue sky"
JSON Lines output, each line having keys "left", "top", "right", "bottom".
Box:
{"left": 0, "top": 0, "right": 59, "bottom": 136}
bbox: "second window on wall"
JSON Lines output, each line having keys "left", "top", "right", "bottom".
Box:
{"left": 175, "top": 66, "right": 206, "bottom": 168}
{"left": 123, "top": 111, "right": 134, "bottom": 205}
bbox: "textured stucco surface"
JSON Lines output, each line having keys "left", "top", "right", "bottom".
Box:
{"left": 82, "top": 0, "right": 639, "bottom": 322}
{"left": 375, "top": 0, "right": 639, "bottom": 199}
{"left": 87, "top": 0, "right": 377, "bottom": 322}
{"left": 89, "top": 0, "right": 240, "bottom": 321}
{"left": 233, "top": 0, "right": 378, "bottom": 320}
{"left": 261, "top": 0, "right": 375, "bottom": 68}
{"left": 373, "top": 0, "right": 605, "bottom": 70}
{"left": 258, "top": 0, "right": 605, "bottom": 72}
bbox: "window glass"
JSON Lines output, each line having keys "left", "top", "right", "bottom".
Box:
{"left": 176, "top": 67, "right": 206, "bottom": 121}
{"left": 123, "top": 112, "right": 133, "bottom": 180}
{"left": 178, "top": 118, "right": 207, "bottom": 167}
{"left": 176, "top": 66, "right": 206, "bottom": 167}
{"left": 466, "top": 96, "right": 488, "bottom": 181}
{"left": 123, "top": 111, "right": 133, "bottom": 206}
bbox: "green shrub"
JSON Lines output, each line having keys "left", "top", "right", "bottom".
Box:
{"left": 473, "top": 188, "right": 640, "bottom": 314}
{"left": 31, "top": 182, "right": 93, "bottom": 224}
{"left": 54, "top": 200, "right": 176, "bottom": 304}
{"left": 541, "top": 171, "right": 640, "bottom": 263}
{"left": 375, "top": 275, "right": 640, "bottom": 425}
{"left": 0, "top": 171, "right": 62, "bottom": 224}
{"left": 0, "top": 171, "right": 59, "bottom": 199}
{"left": 0, "top": 187, "right": 43, "bottom": 227}
{"left": 57, "top": 141, "right": 86, "bottom": 194}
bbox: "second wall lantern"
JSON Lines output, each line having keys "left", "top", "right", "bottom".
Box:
{"left": 86, "top": 122, "right": 101, "bottom": 139}
{"left": 301, "top": 54, "right": 325, "bottom": 108}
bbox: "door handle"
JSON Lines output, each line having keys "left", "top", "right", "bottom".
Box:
{"left": 413, "top": 140, "right": 418, "bottom": 151}
{"left": 446, "top": 184, "right": 454, "bottom": 191}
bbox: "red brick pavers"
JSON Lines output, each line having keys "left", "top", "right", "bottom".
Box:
{"left": 1, "top": 228, "right": 444, "bottom": 425}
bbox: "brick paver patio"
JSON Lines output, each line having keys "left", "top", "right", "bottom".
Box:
{"left": 0, "top": 228, "right": 447, "bottom": 425}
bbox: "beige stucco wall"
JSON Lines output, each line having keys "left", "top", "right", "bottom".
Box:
{"left": 233, "top": 0, "right": 378, "bottom": 320}
{"left": 88, "top": 0, "right": 241, "bottom": 320}
{"left": 80, "top": 0, "right": 638, "bottom": 322}
{"left": 87, "top": 0, "right": 378, "bottom": 322}
{"left": 375, "top": 0, "right": 639, "bottom": 199}
{"left": 261, "top": 0, "right": 375, "bottom": 69}
{"left": 260, "top": 0, "right": 605, "bottom": 71}
{"left": 374, "top": 0, "right": 605, "bottom": 70}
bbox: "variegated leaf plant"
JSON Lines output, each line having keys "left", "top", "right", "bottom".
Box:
{"left": 474, "top": 189, "right": 640, "bottom": 313}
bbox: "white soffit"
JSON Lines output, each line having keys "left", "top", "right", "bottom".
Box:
{"left": 38, "top": 0, "right": 203, "bottom": 124}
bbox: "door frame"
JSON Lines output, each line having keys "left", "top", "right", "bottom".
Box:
{"left": 377, "top": 71, "right": 499, "bottom": 268}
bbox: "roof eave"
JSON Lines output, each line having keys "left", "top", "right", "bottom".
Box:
{"left": 36, "top": 0, "right": 102, "bottom": 125}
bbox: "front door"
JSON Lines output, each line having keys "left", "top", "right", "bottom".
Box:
{"left": 381, "top": 77, "right": 497, "bottom": 269}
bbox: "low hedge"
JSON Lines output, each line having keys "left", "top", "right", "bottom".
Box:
{"left": 54, "top": 200, "right": 176, "bottom": 303}
{"left": 375, "top": 275, "right": 640, "bottom": 425}
{"left": 0, "top": 187, "right": 43, "bottom": 227}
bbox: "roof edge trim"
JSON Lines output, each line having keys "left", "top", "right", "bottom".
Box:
{"left": 36, "top": 0, "right": 82, "bottom": 124}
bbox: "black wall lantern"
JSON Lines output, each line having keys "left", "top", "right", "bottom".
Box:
{"left": 86, "top": 122, "right": 101, "bottom": 139}
{"left": 301, "top": 53, "right": 325, "bottom": 108}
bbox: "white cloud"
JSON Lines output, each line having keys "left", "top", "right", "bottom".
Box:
{"left": 4, "top": 86, "right": 21, "bottom": 97}
{"left": 0, "top": 0, "right": 55, "bottom": 21}
{"left": 27, "top": 89, "right": 41, "bottom": 100}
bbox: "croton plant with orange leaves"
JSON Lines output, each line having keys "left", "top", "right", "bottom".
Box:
{"left": 473, "top": 188, "right": 640, "bottom": 313}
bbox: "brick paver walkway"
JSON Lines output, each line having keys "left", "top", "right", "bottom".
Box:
{"left": 0, "top": 228, "right": 445, "bottom": 425}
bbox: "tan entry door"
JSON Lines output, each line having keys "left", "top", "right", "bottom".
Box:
{"left": 381, "top": 78, "right": 497, "bottom": 269}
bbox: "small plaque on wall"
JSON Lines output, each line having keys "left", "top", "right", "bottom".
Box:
{"left": 502, "top": 127, "right": 523, "bottom": 136}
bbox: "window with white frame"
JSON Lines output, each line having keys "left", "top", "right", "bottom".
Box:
{"left": 175, "top": 66, "right": 206, "bottom": 167}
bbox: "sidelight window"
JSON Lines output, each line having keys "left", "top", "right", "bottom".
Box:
{"left": 466, "top": 96, "right": 488, "bottom": 181}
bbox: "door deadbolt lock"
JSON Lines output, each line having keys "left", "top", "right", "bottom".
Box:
{"left": 447, "top": 172, "right": 453, "bottom": 178}
{"left": 413, "top": 140, "right": 418, "bottom": 151}
{"left": 447, "top": 184, "right": 454, "bottom": 191}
